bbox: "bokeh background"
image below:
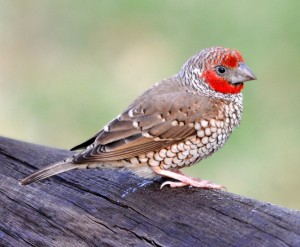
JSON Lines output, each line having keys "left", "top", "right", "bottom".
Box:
{"left": 1, "top": 1, "right": 299, "bottom": 210}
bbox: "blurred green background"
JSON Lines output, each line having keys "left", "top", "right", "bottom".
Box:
{"left": 1, "top": 1, "right": 299, "bottom": 210}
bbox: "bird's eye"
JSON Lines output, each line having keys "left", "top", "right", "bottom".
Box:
{"left": 216, "top": 66, "right": 226, "bottom": 75}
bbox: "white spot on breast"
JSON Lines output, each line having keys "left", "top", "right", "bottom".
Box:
{"left": 178, "top": 152, "right": 187, "bottom": 160}
{"left": 149, "top": 158, "right": 160, "bottom": 166}
{"left": 189, "top": 136, "right": 197, "bottom": 144}
{"left": 201, "top": 136, "right": 209, "bottom": 144}
{"left": 177, "top": 143, "right": 185, "bottom": 151}
{"left": 159, "top": 149, "right": 167, "bottom": 158}
{"left": 200, "top": 146, "right": 208, "bottom": 154}
{"left": 154, "top": 153, "right": 164, "bottom": 161}
{"left": 172, "top": 156, "right": 181, "bottom": 164}
{"left": 209, "top": 137, "right": 216, "bottom": 143}
{"left": 185, "top": 140, "right": 191, "bottom": 145}
{"left": 197, "top": 130, "right": 205, "bottom": 137}
{"left": 192, "top": 137, "right": 200, "bottom": 145}
{"left": 197, "top": 142, "right": 204, "bottom": 147}
{"left": 205, "top": 128, "right": 211, "bottom": 136}
{"left": 194, "top": 122, "right": 201, "bottom": 130}
{"left": 164, "top": 157, "right": 173, "bottom": 166}
{"left": 167, "top": 149, "right": 176, "bottom": 158}
{"left": 171, "top": 144, "right": 179, "bottom": 153}
{"left": 211, "top": 127, "right": 217, "bottom": 133}
{"left": 201, "top": 120, "right": 208, "bottom": 128}
{"left": 211, "top": 142, "right": 218, "bottom": 149}
{"left": 190, "top": 144, "right": 197, "bottom": 149}
{"left": 210, "top": 119, "right": 216, "bottom": 127}
{"left": 189, "top": 149, "right": 198, "bottom": 156}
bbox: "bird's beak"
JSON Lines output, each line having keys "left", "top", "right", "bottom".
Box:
{"left": 231, "top": 62, "right": 257, "bottom": 85}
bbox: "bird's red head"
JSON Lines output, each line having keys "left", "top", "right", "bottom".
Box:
{"left": 199, "top": 47, "right": 256, "bottom": 94}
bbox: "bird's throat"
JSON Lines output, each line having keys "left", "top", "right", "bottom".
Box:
{"left": 202, "top": 70, "right": 244, "bottom": 94}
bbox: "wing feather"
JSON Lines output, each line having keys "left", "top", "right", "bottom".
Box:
{"left": 72, "top": 78, "right": 222, "bottom": 163}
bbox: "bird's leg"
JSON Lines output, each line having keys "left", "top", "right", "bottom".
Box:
{"left": 152, "top": 167, "right": 225, "bottom": 190}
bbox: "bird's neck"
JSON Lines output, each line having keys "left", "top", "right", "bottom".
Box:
{"left": 177, "top": 70, "right": 243, "bottom": 103}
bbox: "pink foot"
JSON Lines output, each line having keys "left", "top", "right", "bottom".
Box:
{"left": 160, "top": 178, "right": 226, "bottom": 190}
{"left": 151, "top": 167, "right": 226, "bottom": 190}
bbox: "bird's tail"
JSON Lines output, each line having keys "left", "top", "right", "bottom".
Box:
{"left": 19, "top": 158, "right": 78, "bottom": 185}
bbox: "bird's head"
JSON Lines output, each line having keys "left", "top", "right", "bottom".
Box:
{"left": 182, "top": 47, "right": 256, "bottom": 95}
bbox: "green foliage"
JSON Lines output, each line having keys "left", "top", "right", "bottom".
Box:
{"left": 1, "top": 1, "right": 299, "bottom": 209}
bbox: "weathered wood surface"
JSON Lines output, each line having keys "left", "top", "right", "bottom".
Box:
{"left": 0, "top": 136, "right": 299, "bottom": 247}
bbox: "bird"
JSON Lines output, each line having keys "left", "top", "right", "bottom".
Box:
{"left": 20, "top": 46, "right": 256, "bottom": 189}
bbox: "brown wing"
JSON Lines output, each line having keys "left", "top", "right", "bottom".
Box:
{"left": 72, "top": 78, "right": 220, "bottom": 163}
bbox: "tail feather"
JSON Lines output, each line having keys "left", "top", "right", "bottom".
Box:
{"left": 19, "top": 158, "right": 78, "bottom": 185}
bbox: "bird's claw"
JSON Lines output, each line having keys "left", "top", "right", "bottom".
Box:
{"left": 160, "top": 179, "right": 226, "bottom": 190}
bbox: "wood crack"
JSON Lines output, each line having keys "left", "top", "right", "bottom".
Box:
{"left": 209, "top": 206, "right": 292, "bottom": 247}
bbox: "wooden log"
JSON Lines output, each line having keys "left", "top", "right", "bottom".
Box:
{"left": 0, "top": 136, "right": 299, "bottom": 247}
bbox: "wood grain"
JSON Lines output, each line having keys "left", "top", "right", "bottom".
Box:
{"left": 0, "top": 136, "right": 299, "bottom": 247}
